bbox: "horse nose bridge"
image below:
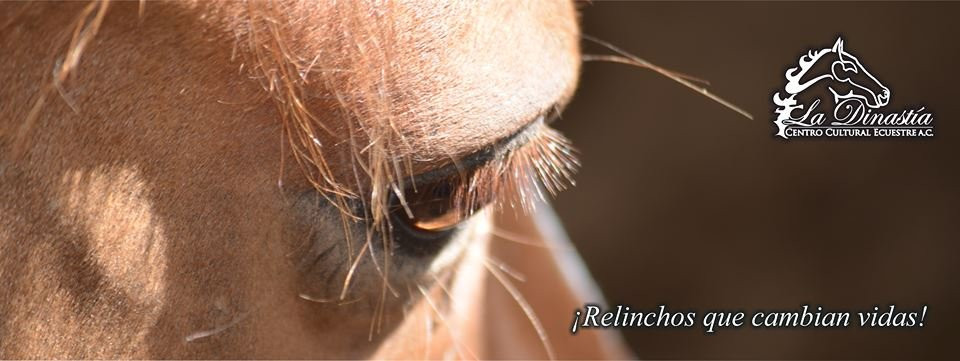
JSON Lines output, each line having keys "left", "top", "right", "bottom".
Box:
{"left": 851, "top": 69, "right": 889, "bottom": 104}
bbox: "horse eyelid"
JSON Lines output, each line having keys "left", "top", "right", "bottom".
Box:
{"left": 405, "top": 113, "right": 551, "bottom": 187}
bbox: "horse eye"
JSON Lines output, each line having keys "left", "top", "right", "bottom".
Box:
{"left": 832, "top": 61, "right": 858, "bottom": 81}
{"left": 406, "top": 182, "right": 463, "bottom": 231}
{"left": 840, "top": 60, "right": 858, "bottom": 73}
{"left": 387, "top": 177, "right": 473, "bottom": 256}
{"left": 391, "top": 178, "right": 465, "bottom": 234}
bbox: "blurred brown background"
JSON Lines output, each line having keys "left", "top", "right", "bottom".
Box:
{"left": 554, "top": 2, "right": 959, "bottom": 360}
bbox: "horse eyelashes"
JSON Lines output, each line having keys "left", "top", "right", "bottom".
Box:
{"left": 390, "top": 120, "right": 578, "bottom": 235}
{"left": 449, "top": 121, "right": 579, "bottom": 216}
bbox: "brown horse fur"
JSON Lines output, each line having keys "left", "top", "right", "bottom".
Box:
{"left": 0, "top": 1, "right": 629, "bottom": 358}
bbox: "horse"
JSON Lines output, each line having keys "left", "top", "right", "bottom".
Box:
{"left": 0, "top": 1, "right": 630, "bottom": 358}
{"left": 774, "top": 37, "right": 891, "bottom": 137}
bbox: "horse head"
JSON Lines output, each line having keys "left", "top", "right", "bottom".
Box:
{"left": 782, "top": 37, "right": 890, "bottom": 108}
{"left": 826, "top": 37, "right": 890, "bottom": 108}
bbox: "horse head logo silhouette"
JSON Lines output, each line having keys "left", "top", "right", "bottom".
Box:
{"left": 773, "top": 37, "right": 933, "bottom": 139}
{"left": 773, "top": 37, "right": 896, "bottom": 138}
{"left": 782, "top": 37, "right": 890, "bottom": 108}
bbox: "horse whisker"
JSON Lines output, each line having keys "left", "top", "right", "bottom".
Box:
{"left": 482, "top": 259, "right": 556, "bottom": 360}
{"left": 582, "top": 34, "right": 754, "bottom": 120}
{"left": 339, "top": 240, "right": 370, "bottom": 300}
{"left": 415, "top": 282, "right": 479, "bottom": 361}
{"left": 184, "top": 312, "right": 249, "bottom": 343}
{"left": 490, "top": 226, "right": 563, "bottom": 250}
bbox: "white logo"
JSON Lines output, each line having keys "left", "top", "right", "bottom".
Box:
{"left": 773, "top": 37, "right": 933, "bottom": 138}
